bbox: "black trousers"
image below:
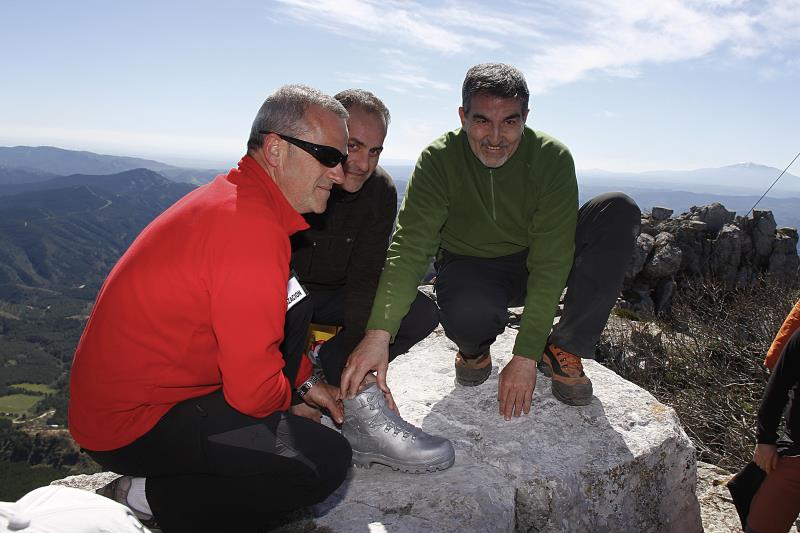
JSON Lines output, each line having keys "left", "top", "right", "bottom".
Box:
{"left": 309, "top": 288, "right": 440, "bottom": 386}
{"left": 435, "top": 192, "right": 640, "bottom": 359}
{"left": 87, "top": 298, "right": 351, "bottom": 533}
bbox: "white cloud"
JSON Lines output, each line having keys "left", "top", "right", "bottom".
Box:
{"left": 273, "top": 0, "right": 800, "bottom": 93}
{"left": 521, "top": 0, "right": 759, "bottom": 92}
{"left": 274, "top": 0, "right": 502, "bottom": 54}
{"left": 376, "top": 49, "right": 453, "bottom": 92}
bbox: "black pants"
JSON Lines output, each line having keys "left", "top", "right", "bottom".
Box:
{"left": 87, "top": 298, "right": 351, "bottom": 533}
{"left": 309, "top": 288, "right": 440, "bottom": 385}
{"left": 435, "top": 192, "right": 640, "bottom": 359}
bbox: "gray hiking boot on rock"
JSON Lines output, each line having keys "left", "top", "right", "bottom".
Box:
{"left": 342, "top": 383, "right": 455, "bottom": 473}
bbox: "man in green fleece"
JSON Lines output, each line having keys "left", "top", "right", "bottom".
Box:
{"left": 340, "top": 63, "right": 640, "bottom": 420}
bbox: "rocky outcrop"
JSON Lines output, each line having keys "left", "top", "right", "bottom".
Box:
{"left": 696, "top": 462, "right": 743, "bottom": 533}
{"left": 622, "top": 203, "right": 799, "bottom": 316}
{"left": 55, "top": 327, "right": 701, "bottom": 532}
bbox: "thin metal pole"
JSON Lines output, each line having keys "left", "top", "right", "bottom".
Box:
{"left": 744, "top": 150, "right": 800, "bottom": 219}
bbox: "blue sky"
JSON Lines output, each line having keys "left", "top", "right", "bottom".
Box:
{"left": 0, "top": 0, "right": 798, "bottom": 172}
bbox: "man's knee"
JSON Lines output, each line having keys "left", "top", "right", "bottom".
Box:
{"left": 406, "top": 292, "right": 440, "bottom": 337}
{"left": 579, "top": 192, "right": 641, "bottom": 248}
{"left": 439, "top": 297, "right": 506, "bottom": 346}
{"left": 594, "top": 192, "right": 640, "bottom": 229}
{"left": 584, "top": 190, "right": 639, "bottom": 215}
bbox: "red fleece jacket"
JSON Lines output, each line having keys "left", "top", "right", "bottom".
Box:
{"left": 69, "top": 156, "right": 310, "bottom": 451}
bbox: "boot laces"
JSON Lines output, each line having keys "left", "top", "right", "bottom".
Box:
{"left": 385, "top": 414, "right": 418, "bottom": 441}
{"left": 554, "top": 347, "right": 583, "bottom": 374}
{"left": 364, "top": 394, "right": 418, "bottom": 440}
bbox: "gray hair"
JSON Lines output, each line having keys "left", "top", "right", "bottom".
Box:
{"left": 334, "top": 88, "right": 391, "bottom": 131}
{"left": 461, "top": 63, "right": 530, "bottom": 114}
{"left": 247, "top": 84, "right": 348, "bottom": 153}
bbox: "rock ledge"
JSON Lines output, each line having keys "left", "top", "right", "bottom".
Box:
{"left": 56, "top": 327, "right": 701, "bottom": 532}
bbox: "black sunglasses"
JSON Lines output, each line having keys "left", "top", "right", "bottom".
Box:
{"left": 261, "top": 131, "right": 348, "bottom": 168}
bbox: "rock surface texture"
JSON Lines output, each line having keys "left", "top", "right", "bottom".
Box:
{"left": 622, "top": 203, "right": 799, "bottom": 316}
{"left": 53, "top": 328, "right": 702, "bottom": 532}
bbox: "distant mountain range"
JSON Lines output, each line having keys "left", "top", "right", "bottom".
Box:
{"left": 0, "top": 146, "right": 797, "bottom": 298}
{"left": 0, "top": 168, "right": 193, "bottom": 296}
{"left": 579, "top": 162, "right": 800, "bottom": 197}
{"left": 0, "top": 146, "right": 224, "bottom": 186}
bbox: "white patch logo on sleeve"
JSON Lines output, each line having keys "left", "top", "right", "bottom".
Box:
{"left": 286, "top": 274, "right": 308, "bottom": 310}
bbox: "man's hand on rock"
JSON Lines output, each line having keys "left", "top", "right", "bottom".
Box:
{"left": 301, "top": 382, "right": 344, "bottom": 424}
{"left": 753, "top": 443, "right": 779, "bottom": 474}
{"left": 498, "top": 355, "right": 537, "bottom": 421}
{"left": 340, "top": 329, "right": 391, "bottom": 400}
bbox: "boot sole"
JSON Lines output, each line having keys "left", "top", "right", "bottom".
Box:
{"left": 351, "top": 450, "right": 455, "bottom": 473}
{"left": 551, "top": 383, "right": 592, "bottom": 406}
{"left": 455, "top": 365, "right": 491, "bottom": 386}
{"left": 455, "top": 372, "right": 491, "bottom": 387}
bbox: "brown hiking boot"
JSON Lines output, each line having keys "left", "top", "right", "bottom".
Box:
{"left": 539, "top": 343, "right": 593, "bottom": 406}
{"left": 455, "top": 350, "right": 492, "bottom": 386}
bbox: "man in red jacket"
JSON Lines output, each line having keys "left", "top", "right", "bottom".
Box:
{"left": 69, "top": 85, "right": 353, "bottom": 532}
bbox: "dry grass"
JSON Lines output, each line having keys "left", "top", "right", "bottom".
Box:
{"left": 599, "top": 277, "right": 799, "bottom": 471}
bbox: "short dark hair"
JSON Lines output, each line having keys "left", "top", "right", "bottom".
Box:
{"left": 246, "top": 84, "right": 348, "bottom": 153}
{"left": 461, "top": 63, "right": 530, "bottom": 114}
{"left": 334, "top": 88, "right": 391, "bottom": 131}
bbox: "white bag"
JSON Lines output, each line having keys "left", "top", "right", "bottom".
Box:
{"left": 0, "top": 485, "right": 151, "bottom": 533}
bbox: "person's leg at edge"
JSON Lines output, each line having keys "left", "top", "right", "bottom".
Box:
{"left": 746, "top": 455, "right": 800, "bottom": 533}
{"left": 746, "top": 329, "right": 800, "bottom": 533}
{"left": 547, "top": 192, "right": 640, "bottom": 357}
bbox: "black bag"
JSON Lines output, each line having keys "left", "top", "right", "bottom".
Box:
{"left": 726, "top": 461, "right": 767, "bottom": 530}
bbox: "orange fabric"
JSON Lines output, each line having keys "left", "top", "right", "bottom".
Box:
{"left": 765, "top": 299, "right": 800, "bottom": 370}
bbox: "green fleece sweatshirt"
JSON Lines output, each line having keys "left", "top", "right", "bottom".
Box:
{"left": 366, "top": 127, "right": 578, "bottom": 360}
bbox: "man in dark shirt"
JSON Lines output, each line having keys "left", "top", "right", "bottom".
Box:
{"left": 290, "top": 89, "right": 453, "bottom": 473}
{"left": 748, "top": 320, "right": 800, "bottom": 532}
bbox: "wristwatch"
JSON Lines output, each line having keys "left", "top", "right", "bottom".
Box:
{"left": 297, "top": 374, "right": 320, "bottom": 398}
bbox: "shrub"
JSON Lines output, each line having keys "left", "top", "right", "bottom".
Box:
{"left": 598, "top": 276, "right": 799, "bottom": 471}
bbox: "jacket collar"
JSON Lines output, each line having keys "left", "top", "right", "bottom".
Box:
{"left": 238, "top": 155, "right": 309, "bottom": 235}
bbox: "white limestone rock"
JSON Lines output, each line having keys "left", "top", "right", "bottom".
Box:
{"left": 695, "top": 461, "right": 742, "bottom": 533}
{"left": 51, "top": 471, "right": 120, "bottom": 491}
{"left": 310, "top": 326, "right": 701, "bottom": 532}
{"left": 54, "top": 326, "right": 702, "bottom": 532}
